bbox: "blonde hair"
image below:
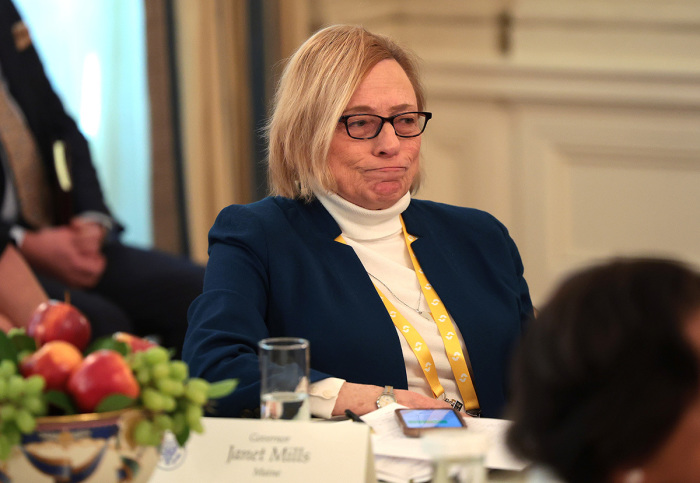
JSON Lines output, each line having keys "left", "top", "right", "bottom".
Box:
{"left": 266, "top": 25, "right": 425, "bottom": 201}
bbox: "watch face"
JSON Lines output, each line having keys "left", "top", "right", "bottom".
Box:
{"left": 377, "top": 395, "right": 396, "bottom": 407}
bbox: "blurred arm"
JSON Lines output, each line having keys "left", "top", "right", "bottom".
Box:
{"left": 0, "top": 244, "right": 47, "bottom": 330}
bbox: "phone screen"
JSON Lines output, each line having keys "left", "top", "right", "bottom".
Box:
{"left": 396, "top": 408, "right": 465, "bottom": 429}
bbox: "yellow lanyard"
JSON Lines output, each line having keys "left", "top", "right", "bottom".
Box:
{"left": 336, "top": 216, "right": 479, "bottom": 409}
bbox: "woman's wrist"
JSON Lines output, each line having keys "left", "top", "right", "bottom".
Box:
{"left": 331, "top": 382, "right": 385, "bottom": 416}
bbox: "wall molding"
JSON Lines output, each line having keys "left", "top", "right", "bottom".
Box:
{"left": 425, "top": 60, "right": 700, "bottom": 109}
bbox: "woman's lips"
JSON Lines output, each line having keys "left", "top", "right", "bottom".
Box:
{"left": 366, "top": 166, "right": 407, "bottom": 173}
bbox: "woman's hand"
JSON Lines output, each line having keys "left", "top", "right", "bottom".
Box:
{"left": 331, "top": 381, "right": 452, "bottom": 416}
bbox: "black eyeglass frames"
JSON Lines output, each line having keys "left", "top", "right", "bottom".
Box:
{"left": 338, "top": 111, "right": 432, "bottom": 140}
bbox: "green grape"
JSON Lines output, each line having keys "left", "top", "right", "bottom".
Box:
{"left": 5, "top": 425, "right": 21, "bottom": 446}
{"left": 141, "top": 388, "right": 164, "bottom": 411}
{"left": 156, "top": 378, "right": 184, "bottom": 397}
{"left": 0, "top": 359, "right": 16, "bottom": 378}
{"left": 0, "top": 378, "right": 7, "bottom": 399}
{"left": 7, "top": 375, "right": 24, "bottom": 401}
{"left": 23, "top": 375, "right": 45, "bottom": 396}
{"left": 133, "top": 418, "right": 164, "bottom": 447}
{"left": 184, "top": 378, "right": 210, "bottom": 405}
{"left": 144, "top": 346, "right": 170, "bottom": 366}
{"left": 153, "top": 413, "right": 173, "bottom": 431}
{"left": 136, "top": 367, "right": 151, "bottom": 385}
{"left": 153, "top": 378, "right": 171, "bottom": 394}
{"left": 129, "top": 352, "right": 144, "bottom": 371}
{"left": 185, "top": 403, "right": 203, "bottom": 427}
{"left": 161, "top": 395, "right": 176, "bottom": 412}
{"left": 168, "top": 361, "right": 188, "bottom": 381}
{"left": 1, "top": 404, "right": 16, "bottom": 421}
{"left": 151, "top": 362, "right": 169, "bottom": 380}
{"left": 23, "top": 395, "right": 46, "bottom": 416}
{"left": 148, "top": 429, "right": 163, "bottom": 446}
{"left": 187, "top": 378, "right": 210, "bottom": 393}
{"left": 171, "top": 379, "right": 186, "bottom": 396}
{"left": 133, "top": 419, "right": 154, "bottom": 446}
{"left": 15, "top": 409, "right": 36, "bottom": 434}
{"left": 190, "top": 418, "right": 204, "bottom": 434}
{"left": 184, "top": 384, "right": 207, "bottom": 406}
{"left": 138, "top": 366, "right": 153, "bottom": 385}
{"left": 0, "top": 433, "right": 11, "bottom": 461}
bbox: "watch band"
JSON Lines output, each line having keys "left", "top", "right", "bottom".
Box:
{"left": 376, "top": 385, "right": 396, "bottom": 409}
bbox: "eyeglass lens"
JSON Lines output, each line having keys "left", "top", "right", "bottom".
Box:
{"left": 345, "top": 112, "right": 428, "bottom": 139}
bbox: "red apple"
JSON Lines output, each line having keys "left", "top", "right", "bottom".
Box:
{"left": 67, "top": 349, "right": 140, "bottom": 413}
{"left": 27, "top": 300, "right": 92, "bottom": 351}
{"left": 113, "top": 332, "right": 157, "bottom": 353}
{"left": 20, "top": 340, "right": 83, "bottom": 391}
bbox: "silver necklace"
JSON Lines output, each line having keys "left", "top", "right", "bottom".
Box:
{"left": 367, "top": 272, "right": 425, "bottom": 316}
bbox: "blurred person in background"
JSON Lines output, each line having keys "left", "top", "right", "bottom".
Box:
{"left": 507, "top": 258, "right": 700, "bottom": 483}
{"left": 0, "top": 0, "right": 204, "bottom": 356}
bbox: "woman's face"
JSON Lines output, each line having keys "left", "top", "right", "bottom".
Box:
{"left": 327, "top": 59, "right": 421, "bottom": 210}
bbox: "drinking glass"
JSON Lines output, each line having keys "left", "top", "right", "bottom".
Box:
{"left": 421, "top": 430, "right": 488, "bottom": 483}
{"left": 258, "top": 337, "right": 310, "bottom": 420}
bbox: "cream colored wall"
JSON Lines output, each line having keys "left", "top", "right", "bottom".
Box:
{"left": 300, "top": 0, "right": 700, "bottom": 305}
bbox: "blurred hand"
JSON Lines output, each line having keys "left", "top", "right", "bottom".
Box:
{"left": 332, "top": 382, "right": 452, "bottom": 416}
{"left": 70, "top": 217, "right": 107, "bottom": 257}
{"left": 21, "top": 225, "right": 106, "bottom": 288}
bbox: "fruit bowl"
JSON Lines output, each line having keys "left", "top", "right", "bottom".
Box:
{"left": 0, "top": 301, "right": 237, "bottom": 481}
{"left": 0, "top": 409, "right": 159, "bottom": 483}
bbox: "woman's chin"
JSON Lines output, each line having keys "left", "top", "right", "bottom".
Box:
{"left": 367, "top": 189, "right": 408, "bottom": 210}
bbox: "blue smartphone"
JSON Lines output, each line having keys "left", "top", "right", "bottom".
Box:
{"left": 395, "top": 408, "right": 467, "bottom": 437}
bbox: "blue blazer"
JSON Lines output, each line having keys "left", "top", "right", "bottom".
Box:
{"left": 183, "top": 197, "right": 533, "bottom": 418}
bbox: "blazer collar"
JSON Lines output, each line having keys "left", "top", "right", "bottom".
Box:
{"left": 298, "top": 197, "right": 343, "bottom": 239}
{"left": 401, "top": 199, "right": 430, "bottom": 238}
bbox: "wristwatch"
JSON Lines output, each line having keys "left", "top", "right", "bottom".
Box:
{"left": 376, "top": 385, "right": 396, "bottom": 408}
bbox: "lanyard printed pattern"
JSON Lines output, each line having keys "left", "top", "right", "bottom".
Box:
{"left": 335, "top": 217, "right": 479, "bottom": 409}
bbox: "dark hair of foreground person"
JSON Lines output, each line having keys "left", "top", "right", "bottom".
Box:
{"left": 507, "top": 258, "right": 700, "bottom": 483}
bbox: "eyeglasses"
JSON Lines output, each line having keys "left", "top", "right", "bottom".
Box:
{"left": 338, "top": 111, "right": 432, "bottom": 140}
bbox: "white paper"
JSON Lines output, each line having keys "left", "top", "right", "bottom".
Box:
{"left": 361, "top": 403, "right": 529, "bottom": 474}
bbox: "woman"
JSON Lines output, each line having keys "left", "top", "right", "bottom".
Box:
{"left": 183, "top": 25, "right": 532, "bottom": 419}
{"left": 0, "top": 221, "right": 48, "bottom": 331}
{"left": 507, "top": 258, "right": 700, "bottom": 483}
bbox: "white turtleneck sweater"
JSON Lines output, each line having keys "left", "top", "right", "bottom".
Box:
{"left": 309, "top": 191, "right": 470, "bottom": 418}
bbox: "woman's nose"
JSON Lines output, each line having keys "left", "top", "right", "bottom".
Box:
{"left": 373, "top": 121, "right": 401, "bottom": 156}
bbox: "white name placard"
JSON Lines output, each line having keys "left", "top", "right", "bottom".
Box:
{"left": 148, "top": 418, "right": 375, "bottom": 483}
